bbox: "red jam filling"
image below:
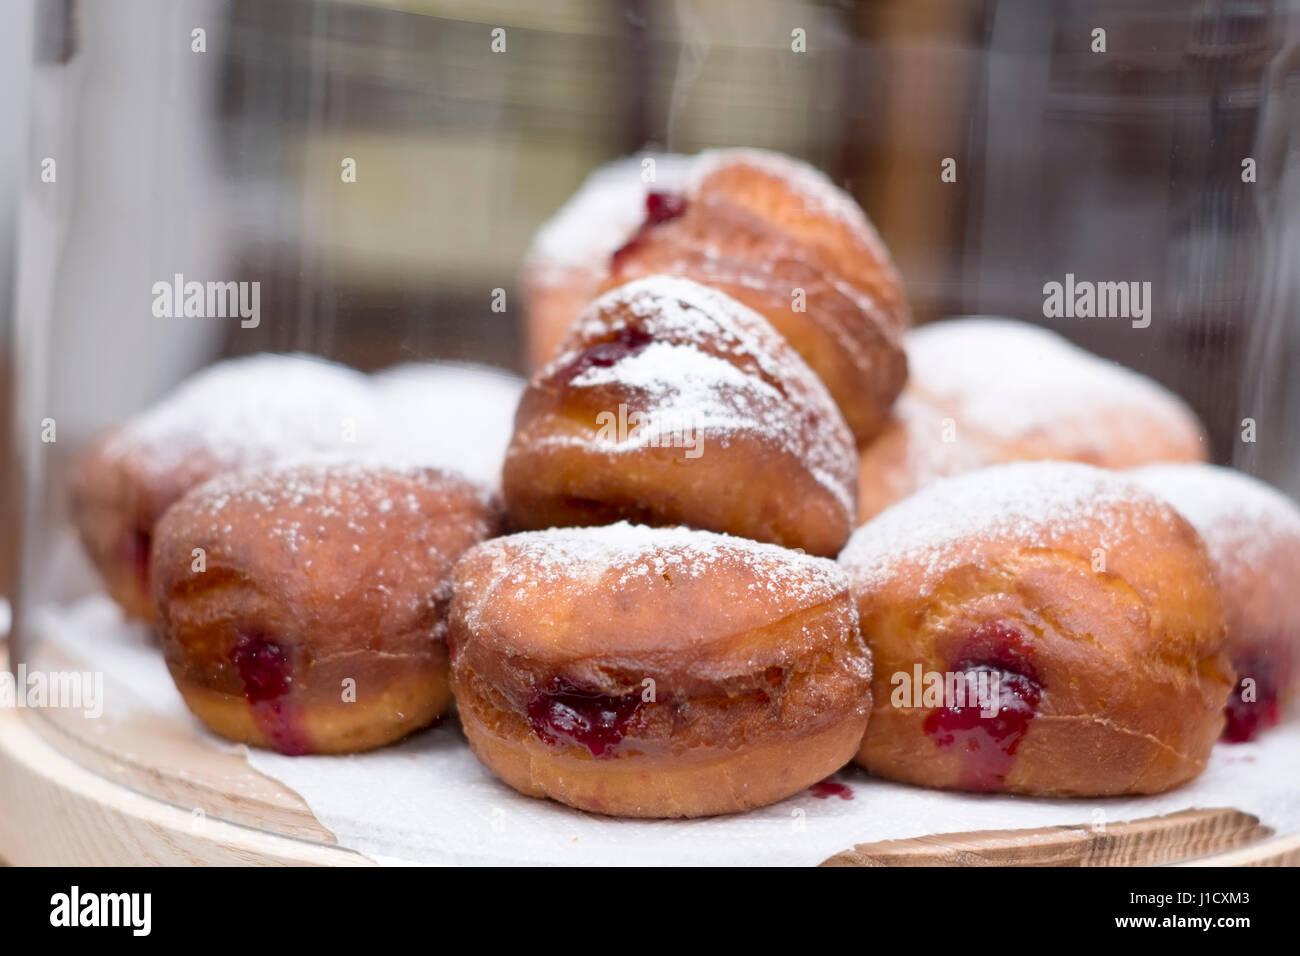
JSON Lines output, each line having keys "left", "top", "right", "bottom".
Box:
{"left": 1223, "top": 651, "right": 1281, "bottom": 743}
{"left": 610, "top": 190, "right": 688, "bottom": 269}
{"left": 552, "top": 324, "right": 654, "bottom": 385}
{"left": 644, "top": 190, "right": 687, "bottom": 225}
{"left": 231, "top": 632, "right": 311, "bottom": 755}
{"left": 809, "top": 780, "right": 853, "bottom": 800}
{"left": 526, "top": 678, "right": 642, "bottom": 759}
{"left": 923, "top": 622, "right": 1042, "bottom": 792}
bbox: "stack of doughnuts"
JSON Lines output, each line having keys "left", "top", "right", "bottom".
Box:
{"left": 68, "top": 147, "right": 1298, "bottom": 823}
{"left": 524, "top": 148, "right": 909, "bottom": 443}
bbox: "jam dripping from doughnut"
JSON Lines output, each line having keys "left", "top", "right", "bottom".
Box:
{"left": 809, "top": 779, "right": 853, "bottom": 800}
{"left": 526, "top": 678, "right": 641, "bottom": 758}
{"left": 923, "top": 622, "right": 1042, "bottom": 792}
{"left": 552, "top": 324, "right": 654, "bottom": 385}
{"left": 231, "top": 632, "right": 311, "bottom": 755}
{"left": 610, "top": 190, "right": 688, "bottom": 270}
{"left": 1222, "top": 651, "right": 1281, "bottom": 743}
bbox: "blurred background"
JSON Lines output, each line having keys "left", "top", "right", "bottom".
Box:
{"left": 3, "top": 0, "right": 1300, "bottom": 626}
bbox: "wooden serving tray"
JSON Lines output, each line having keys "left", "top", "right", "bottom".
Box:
{"left": 2, "top": 646, "right": 1296, "bottom": 866}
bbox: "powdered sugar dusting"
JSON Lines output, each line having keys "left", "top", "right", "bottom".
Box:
{"left": 1128, "top": 464, "right": 1300, "bottom": 574}
{"left": 184, "top": 459, "right": 485, "bottom": 524}
{"left": 907, "top": 318, "right": 1203, "bottom": 446}
{"left": 103, "top": 353, "right": 376, "bottom": 473}
{"left": 841, "top": 461, "right": 1166, "bottom": 592}
{"left": 553, "top": 277, "right": 856, "bottom": 514}
{"left": 462, "top": 522, "right": 846, "bottom": 629}
{"left": 167, "top": 460, "right": 496, "bottom": 626}
{"left": 101, "top": 353, "right": 522, "bottom": 490}
{"left": 886, "top": 392, "right": 991, "bottom": 485}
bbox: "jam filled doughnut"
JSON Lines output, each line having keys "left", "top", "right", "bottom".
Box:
{"left": 502, "top": 276, "right": 858, "bottom": 557}
{"left": 522, "top": 153, "right": 690, "bottom": 371}
{"left": 524, "top": 148, "right": 908, "bottom": 443}
{"left": 1130, "top": 464, "right": 1300, "bottom": 742}
{"left": 448, "top": 523, "right": 872, "bottom": 817}
{"left": 72, "top": 353, "right": 375, "bottom": 621}
{"left": 152, "top": 462, "right": 500, "bottom": 754}
{"left": 856, "top": 317, "right": 1208, "bottom": 523}
{"left": 840, "top": 462, "right": 1232, "bottom": 796}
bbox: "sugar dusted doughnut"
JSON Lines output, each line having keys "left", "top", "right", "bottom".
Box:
{"left": 524, "top": 148, "right": 908, "bottom": 442}
{"left": 856, "top": 318, "right": 1208, "bottom": 523}
{"left": 152, "top": 462, "right": 500, "bottom": 754}
{"left": 448, "top": 523, "right": 871, "bottom": 817}
{"left": 1129, "top": 464, "right": 1300, "bottom": 742}
{"left": 503, "top": 276, "right": 858, "bottom": 557}
{"left": 72, "top": 353, "right": 375, "bottom": 621}
{"left": 841, "top": 462, "right": 1232, "bottom": 796}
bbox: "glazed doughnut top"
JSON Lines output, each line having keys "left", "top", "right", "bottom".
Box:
{"left": 454, "top": 521, "right": 860, "bottom": 667}
{"left": 544, "top": 275, "right": 857, "bottom": 518}
{"left": 842, "top": 461, "right": 1187, "bottom": 595}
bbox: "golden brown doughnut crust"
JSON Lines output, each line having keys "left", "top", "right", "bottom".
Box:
{"left": 152, "top": 462, "right": 500, "bottom": 754}
{"left": 448, "top": 523, "right": 872, "bottom": 817}
{"left": 856, "top": 319, "right": 1209, "bottom": 524}
{"left": 841, "top": 462, "right": 1232, "bottom": 796}
{"left": 503, "top": 276, "right": 858, "bottom": 557}
{"left": 522, "top": 149, "right": 909, "bottom": 443}
{"left": 1129, "top": 464, "right": 1300, "bottom": 741}
{"left": 71, "top": 353, "right": 376, "bottom": 622}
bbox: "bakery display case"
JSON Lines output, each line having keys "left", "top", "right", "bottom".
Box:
{"left": 3, "top": 0, "right": 1300, "bottom": 867}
